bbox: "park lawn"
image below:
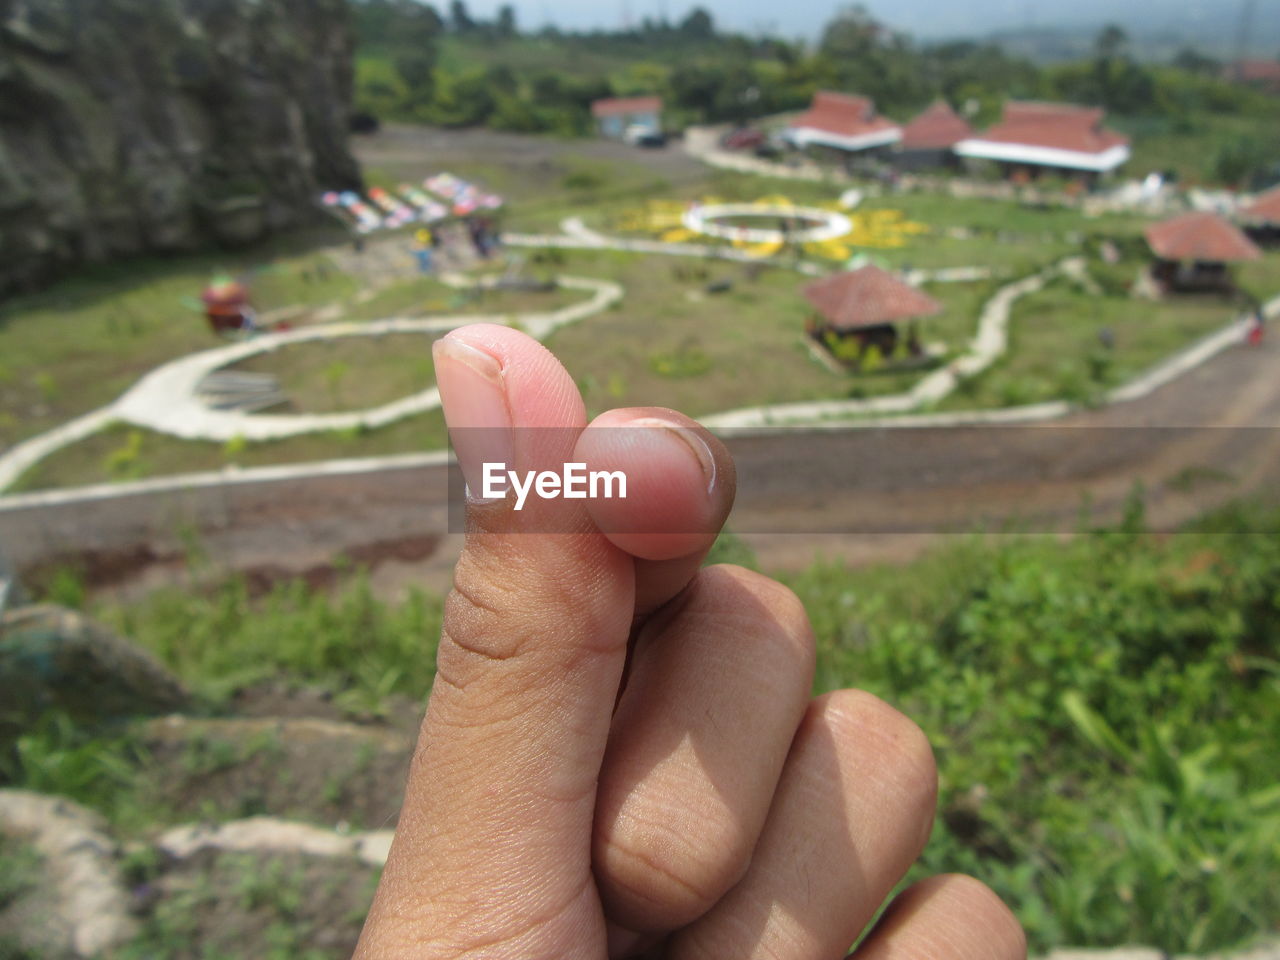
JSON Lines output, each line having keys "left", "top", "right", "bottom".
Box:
{"left": 939, "top": 277, "right": 1240, "bottom": 410}
{"left": 227, "top": 333, "right": 441, "bottom": 414}
{"left": 0, "top": 247, "right": 358, "bottom": 451}
{"left": 5, "top": 409, "right": 449, "bottom": 494}
{"left": 343, "top": 275, "right": 586, "bottom": 321}
{"left": 1237, "top": 249, "right": 1280, "bottom": 301}
{"left": 540, "top": 249, "right": 929, "bottom": 419}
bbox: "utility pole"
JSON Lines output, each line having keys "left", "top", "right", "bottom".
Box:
{"left": 1235, "top": 0, "right": 1256, "bottom": 64}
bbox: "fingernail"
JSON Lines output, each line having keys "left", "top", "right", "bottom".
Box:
{"left": 433, "top": 337, "right": 513, "bottom": 501}
{"left": 629, "top": 416, "right": 717, "bottom": 495}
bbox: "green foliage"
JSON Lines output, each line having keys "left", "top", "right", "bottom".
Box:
{"left": 0, "top": 712, "right": 154, "bottom": 828}
{"left": 648, "top": 340, "right": 713, "bottom": 378}
{"left": 1211, "top": 132, "right": 1280, "bottom": 188}
{"left": 703, "top": 530, "right": 758, "bottom": 570}
{"left": 41, "top": 566, "right": 86, "bottom": 610}
{"left": 786, "top": 501, "right": 1280, "bottom": 952}
{"left": 104, "top": 429, "right": 147, "bottom": 481}
{"left": 99, "top": 573, "right": 442, "bottom": 704}
{"left": 561, "top": 168, "right": 608, "bottom": 192}
{"left": 33, "top": 372, "right": 58, "bottom": 403}
{"left": 222, "top": 434, "right": 248, "bottom": 459}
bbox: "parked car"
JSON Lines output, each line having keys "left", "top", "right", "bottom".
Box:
{"left": 753, "top": 140, "right": 785, "bottom": 160}
{"left": 721, "top": 127, "right": 766, "bottom": 150}
{"left": 624, "top": 124, "right": 666, "bottom": 148}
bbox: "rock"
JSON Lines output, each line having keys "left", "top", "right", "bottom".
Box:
{"left": 156, "top": 816, "right": 394, "bottom": 868}
{"left": 0, "top": 0, "right": 361, "bottom": 296}
{"left": 0, "top": 789, "right": 138, "bottom": 958}
{"left": 0, "top": 604, "right": 189, "bottom": 742}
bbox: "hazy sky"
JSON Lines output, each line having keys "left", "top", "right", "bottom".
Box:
{"left": 456, "top": 0, "right": 1268, "bottom": 44}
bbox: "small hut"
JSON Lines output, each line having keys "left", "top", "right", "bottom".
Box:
{"left": 804, "top": 265, "right": 941, "bottom": 363}
{"left": 1241, "top": 185, "right": 1280, "bottom": 247}
{"left": 1144, "top": 212, "right": 1262, "bottom": 293}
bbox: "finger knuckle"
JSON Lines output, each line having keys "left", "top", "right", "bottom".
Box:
{"left": 818, "top": 689, "right": 939, "bottom": 818}
{"left": 596, "top": 809, "right": 746, "bottom": 930}
{"left": 697, "top": 565, "right": 816, "bottom": 666}
{"left": 930, "top": 874, "right": 1027, "bottom": 958}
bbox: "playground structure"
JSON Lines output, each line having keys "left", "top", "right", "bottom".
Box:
{"left": 321, "top": 172, "right": 504, "bottom": 235}
{"left": 199, "top": 276, "right": 258, "bottom": 337}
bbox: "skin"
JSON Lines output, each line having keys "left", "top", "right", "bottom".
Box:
{"left": 355, "top": 324, "right": 1027, "bottom": 960}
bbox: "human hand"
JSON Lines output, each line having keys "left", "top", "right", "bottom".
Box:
{"left": 355, "top": 325, "right": 1025, "bottom": 959}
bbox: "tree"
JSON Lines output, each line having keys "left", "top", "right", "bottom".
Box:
{"left": 449, "top": 0, "right": 474, "bottom": 32}
{"left": 679, "top": 7, "right": 714, "bottom": 41}
{"left": 820, "top": 5, "right": 881, "bottom": 60}
{"left": 1172, "top": 47, "right": 1220, "bottom": 75}
{"left": 1094, "top": 24, "right": 1130, "bottom": 63}
{"left": 669, "top": 63, "right": 724, "bottom": 119}
{"left": 496, "top": 4, "right": 517, "bottom": 37}
{"left": 394, "top": 50, "right": 437, "bottom": 103}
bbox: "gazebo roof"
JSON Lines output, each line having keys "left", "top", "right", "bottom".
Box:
{"left": 900, "top": 100, "right": 973, "bottom": 150}
{"left": 805, "top": 266, "right": 942, "bottom": 331}
{"left": 1243, "top": 185, "right": 1280, "bottom": 224}
{"left": 1145, "top": 212, "right": 1262, "bottom": 263}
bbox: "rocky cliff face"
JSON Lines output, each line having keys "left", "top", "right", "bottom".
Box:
{"left": 0, "top": 0, "right": 361, "bottom": 294}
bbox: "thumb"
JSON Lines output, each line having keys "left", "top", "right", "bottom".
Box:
{"left": 357, "top": 324, "right": 633, "bottom": 958}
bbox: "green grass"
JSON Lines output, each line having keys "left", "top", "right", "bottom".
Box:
{"left": 0, "top": 247, "right": 358, "bottom": 450}
{"left": 6, "top": 411, "right": 448, "bottom": 493}
{"left": 11, "top": 500, "right": 1279, "bottom": 953}
{"left": 787, "top": 497, "right": 1280, "bottom": 953}
{"left": 227, "top": 333, "right": 441, "bottom": 414}
{"left": 940, "top": 273, "right": 1242, "bottom": 410}
{"left": 344, "top": 275, "right": 584, "bottom": 321}
{"left": 101, "top": 573, "right": 442, "bottom": 707}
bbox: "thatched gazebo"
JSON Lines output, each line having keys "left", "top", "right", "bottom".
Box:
{"left": 804, "top": 265, "right": 941, "bottom": 363}
{"left": 1144, "top": 212, "right": 1261, "bottom": 293}
{"left": 1241, "top": 185, "right": 1280, "bottom": 247}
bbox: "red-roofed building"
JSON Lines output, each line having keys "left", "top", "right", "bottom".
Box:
{"left": 1244, "top": 185, "right": 1280, "bottom": 223}
{"left": 591, "top": 96, "right": 663, "bottom": 139}
{"left": 1242, "top": 184, "right": 1280, "bottom": 246}
{"left": 955, "top": 101, "right": 1130, "bottom": 185}
{"left": 786, "top": 92, "right": 901, "bottom": 160}
{"left": 1145, "top": 212, "right": 1261, "bottom": 292}
{"left": 805, "top": 265, "right": 941, "bottom": 362}
{"left": 1224, "top": 60, "right": 1280, "bottom": 94}
{"left": 897, "top": 100, "right": 974, "bottom": 169}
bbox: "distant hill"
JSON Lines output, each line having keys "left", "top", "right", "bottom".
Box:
{"left": 870, "top": 0, "right": 1280, "bottom": 61}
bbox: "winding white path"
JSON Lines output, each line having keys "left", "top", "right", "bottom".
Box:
{"left": 0, "top": 275, "right": 619, "bottom": 487}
